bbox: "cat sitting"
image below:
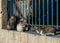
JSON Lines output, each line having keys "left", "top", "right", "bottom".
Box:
{"left": 17, "top": 18, "right": 25, "bottom": 32}
{"left": 7, "top": 16, "right": 16, "bottom": 30}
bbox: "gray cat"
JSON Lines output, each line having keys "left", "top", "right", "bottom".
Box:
{"left": 36, "top": 26, "right": 56, "bottom": 36}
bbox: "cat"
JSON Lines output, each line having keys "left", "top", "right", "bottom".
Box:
{"left": 17, "top": 18, "right": 25, "bottom": 32}
{"left": 36, "top": 26, "right": 57, "bottom": 36}
{"left": 7, "top": 16, "right": 16, "bottom": 30}
{"left": 7, "top": 15, "right": 20, "bottom": 30}
{"left": 35, "top": 26, "right": 46, "bottom": 36}
{"left": 17, "top": 20, "right": 31, "bottom": 32}
{"left": 44, "top": 26, "right": 56, "bottom": 35}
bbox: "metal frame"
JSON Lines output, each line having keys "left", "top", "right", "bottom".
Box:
{"left": 7, "top": 0, "right": 59, "bottom": 29}
{"left": 19, "top": 0, "right": 58, "bottom": 29}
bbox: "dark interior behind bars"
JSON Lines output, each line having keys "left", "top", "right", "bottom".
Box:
{"left": 7, "top": 0, "right": 59, "bottom": 29}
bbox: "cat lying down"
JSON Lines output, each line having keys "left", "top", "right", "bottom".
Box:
{"left": 17, "top": 22, "right": 57, "bottom": 36}
{"left": 8, "top": 16, "right": 56, "bottom": 36}
{"left": 36, "top": 26, "right": 57, "bottom": 36}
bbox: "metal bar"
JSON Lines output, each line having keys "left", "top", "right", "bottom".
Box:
{"left": 43, "top": 0, "right": 44, "bottom": 27}
{"left": 32, "top": 0, "right": 33, "bottom": 25}
{"left": 20, "top": 0, "right": 21, "bottom": 17}
{"left": 23, "top": 0, "right": 24, "bottom": 19}
{"left": 26, "top": 0, "right": 27, "bottom": 24}
{"left": 35, "top": 0, "right": 36, "bottom": 25}
{"left": 51, "top": 0, "right": 53, "bottom": 27}
{"left": 28, "top": 0, "right": 30, "bottom": 24}
{"left": 26, "top": 0, "right": 27, "bottom": 23}
{"left": 29, "top": 0, "right": 30, "bottom": 25}
{"left": 9, "top": 2, "right": 11, "bottom": 19}
{"left": 39, "top": 0, "right": 40, "bottom": 26}
{"left": 47, "top": 0, "right": 49, "bottom": 25}
{"left": 57, "top": 0, "right": 58, "bottom": 29}
{"left": 26, "top": 0, "right": 29, "bottom": 24}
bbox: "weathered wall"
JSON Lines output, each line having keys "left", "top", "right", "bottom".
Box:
{"left": 0, "top": 29, "right": 60, "bottom": 43}
{"left": 2, "top": 0, "right": 7, "bottom": 29}
{"left": 0, "top": 0, "right": 7, "bottom": 29}
{"left": 0, "top": 0, "right": 2, "bottom": 29}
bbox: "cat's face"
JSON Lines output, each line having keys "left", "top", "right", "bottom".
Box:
{"left": 18, "top": 22, "right": 25, "bottom": 26}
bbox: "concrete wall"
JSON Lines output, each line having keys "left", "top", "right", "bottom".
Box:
{"left": 0, "top": 0, "right": 7, "bottom": 29}
{"left": 0, "top": 0, "right": 2, "bottom": 28}
{"left": 0, "top": 29, "right": 60, "bottom": 43}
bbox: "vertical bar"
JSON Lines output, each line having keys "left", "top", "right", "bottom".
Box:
{"left": 27, "top": 0, "right": 29, "bottom": 24}
{"left": 23, "top": 0, "right": 24, "bottom": 19}
{"left": 28, "top": 0, "right": 30, "bottom": 25}
{"left": 15, "top": 0, "right": 17, "bottom": 11}
{"left": 19, "top": 2, "right": 23, "bottom": 17}
{"left": 47, "top": 0, "right": 49, "bottom": 25}
{"left": 35, "top": 0, "right": 36, "bottom": 26}
{"left": 43, "top": 0, "right": 44, "bottom": 27}
{"left": 26, "top": 0, "right": 29, "bottom": 24}
{"left": 32, "top": 0, "right": 33, "bottom": 25}
{"left": 23, "top": 0, "right": 26, "bottom": 24}
{"left": 51, "top": 0, "right": 53, "bottom": 27}
{"left": 9, "top": 1, "right": 11, "bottom": 19}
{"left": 26, "top": 0, "right": 28, "bottom": 23}
{"left": 29, "top": 0, "right": 30, "bottom": 25}
{"left": 39, "top": 0, "right": 40, "bottom": 26}
{"left": 26, "top": 0, "right": 27, "bottom": 24}
{"left": 57, "top": 0, "right": 58, "bottom": 29}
